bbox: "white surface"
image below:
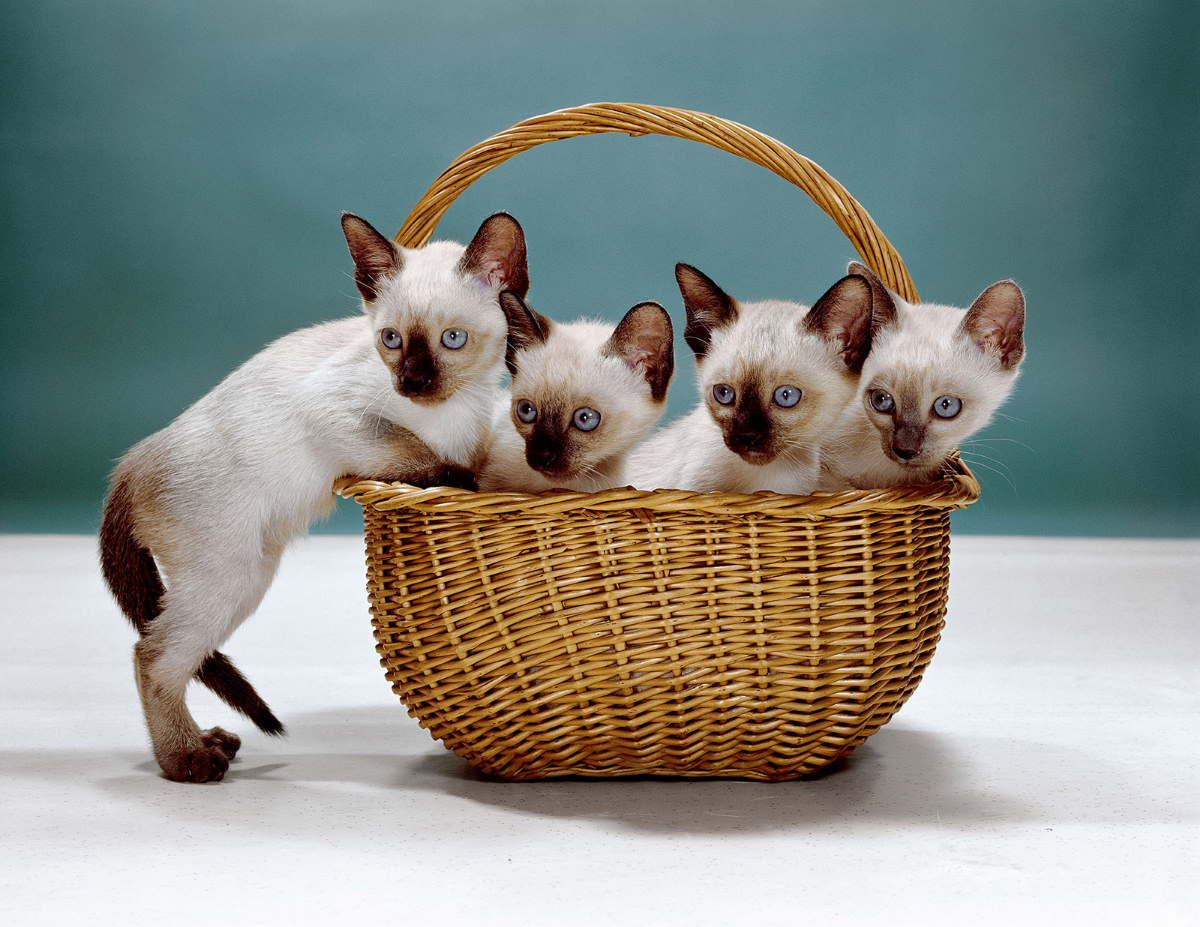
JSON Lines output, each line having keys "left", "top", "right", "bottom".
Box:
{"left": 1, "top": 534, "right": 1197, "bottom": 925}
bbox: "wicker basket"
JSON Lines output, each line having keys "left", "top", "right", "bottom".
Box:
{"left": 337, "top": 103, "right": 980, "bottom": 781}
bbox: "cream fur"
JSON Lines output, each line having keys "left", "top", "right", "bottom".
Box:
{"left": 627, "top": 297, "right": 860, "bottom": 494}
{"left": 479, "top": 318, "right": 669, "bottom": 493}
{"left": 102, "top": 217, "right": 522, "bottom": 781}
{"left": 819, "top": 291, "right": 1023, "bottom": 490}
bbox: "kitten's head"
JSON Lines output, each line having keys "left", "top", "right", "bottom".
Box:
{"left": 849, "top": 261, "right": 1026, "bottom": 474}
{"left": 342, "top": 212, "right": 528, "bottom": 405}
{"left": 677, "top": 263, "right": 873, "bottom": 466}
{"left": 500, "top": 293, "right": 674, "bottom": 482}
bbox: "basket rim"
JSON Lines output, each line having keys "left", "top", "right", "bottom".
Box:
{"left": 336, "top": 455, "right": 979, "bottom": 517}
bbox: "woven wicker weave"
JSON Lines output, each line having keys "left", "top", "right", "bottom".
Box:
{"left": 338, "top": 103, "right": 980, "bottom": 780}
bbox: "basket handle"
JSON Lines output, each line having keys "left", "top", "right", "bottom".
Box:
{"left": 394, "top": 102, "right": 918, "bottom": 302}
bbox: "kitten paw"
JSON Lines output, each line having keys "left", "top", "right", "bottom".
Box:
{"left": 408, "top": 464, "right": 478, "bottom": 491}
{"left": 159, "top": 737, "right": 236, "bottom": 783}
{"left": 201, "top": 726, "right": 241, "bottom": 761}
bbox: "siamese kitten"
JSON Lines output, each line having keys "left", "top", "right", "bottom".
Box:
{"left": 818, "top": 262, "right": 1025, "bottom": 490}
{"left": 477, "top": 294, "right": 674, "bottom": 492}
{"left": 626, "top": 264, "right": 873, "bottom": 494}
{"left": 99, "top": 212, "right": 529, "bottom": 783}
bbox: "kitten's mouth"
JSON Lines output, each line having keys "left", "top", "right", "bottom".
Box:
{"left": 533, "top": 463, "right": 580, "bottom": 480}
{"left": 396, "top": 380, "right": 448, "bottom": 405}
{"left": 883, "top": 444, "right": 934, "bottom": 468}
{"left": 731, "top": 447, "right": 778, "bottom": 466}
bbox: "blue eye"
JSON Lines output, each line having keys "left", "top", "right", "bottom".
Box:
{"left": 773, "top": 385, "right": 801, "bottom": 408}
{"left": 380, "top": 328, "right": 402, "bottom": 350}
{"left": 712, "top": 384, "right": 735, "bottom": 406}
{"left": 441, "top": 328, "right": 468, "bottom": 349}
{"left": 572, "top": 407, "right": 601, "bottom": 432}
{"left": 515, "top": 400, "right": 537, "bottom": 423}
{"left": 932, "top": 396, "right": 962, "bottom": 419}
{"left": 869, "top": 389, "right": 895, "bottom": 414}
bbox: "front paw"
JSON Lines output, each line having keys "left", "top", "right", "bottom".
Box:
{"left": 409, "top": 464, "right": 477, "bottom": 491}
{"left": 158, "top": 738, "right": 234, "bottom": 784}
{"left": 202, "top": 726, "right": 242, "bottom": 761}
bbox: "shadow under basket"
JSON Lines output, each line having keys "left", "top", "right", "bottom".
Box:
{"left": 337, "top": 102, "right": 982, "bottom": 780}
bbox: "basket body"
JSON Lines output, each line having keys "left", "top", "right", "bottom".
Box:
{"left": 346, "top": 461, "right": 977, "bottom": 780}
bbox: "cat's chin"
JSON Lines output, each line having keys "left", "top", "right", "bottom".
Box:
{"left": 398, "top": 388, "right": 452, "bottom": 407}
{"left": 730, "top": 448, "right": 779, "bottom": 467}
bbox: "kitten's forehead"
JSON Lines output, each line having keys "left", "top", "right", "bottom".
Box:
{"left": 705, "top": 300, "right": 805, "bottom": 366}
{"left": 702, "top": 299, "right": 840, "bottom": 388}
{"left": 374, "top": 240, "right": 506, "bottom": 334}
{"left": 864, "top": 302, "right": 1015, "bottom": 402}
{"left": 513, "top": 320, "right": 642, "bottom": 402}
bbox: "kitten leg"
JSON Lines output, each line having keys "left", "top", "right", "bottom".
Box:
{"left": 400, "top": 462, "right": 478, "bottom": 491}
{"left": 136, "top": 543, "right": 285, "bottom": 783}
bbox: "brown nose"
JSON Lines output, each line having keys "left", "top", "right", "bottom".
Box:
{"left": 892, "top": 423, "right": 925, "bottom": 460}
{"left": 526, "top": 431, "right": 564, "bottom": 473}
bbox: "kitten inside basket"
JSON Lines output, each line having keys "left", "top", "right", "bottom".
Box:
{"left": 481, "top": 260, "right": 1024, "bottom": 497}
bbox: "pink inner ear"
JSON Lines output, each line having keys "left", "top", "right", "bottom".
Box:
{"left": 476, "top": 260, "right": 508, "bottom": 289}
{"left": 626, "top": 347, "right": 655, "bottom": 373}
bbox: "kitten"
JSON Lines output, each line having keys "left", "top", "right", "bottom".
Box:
{"left": 477, "top": 294, "right": 674, "bottom": 492}
{"left": 817, "top": 262, "right": 1025, "bottom": 489}
{"left": 625, "top": 264, "right": 873, "bottom": 494}
{"left": 99, "top": 212, "right": 529, "bottom": 782}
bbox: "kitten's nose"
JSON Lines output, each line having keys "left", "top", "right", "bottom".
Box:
{"left": 527, "top": 435, "right": 563, "bottom": 473}
{"left": 399, "top": 336, "right": 438, "bottom": 396}
{"left": 727, "top": 431, "right": 768, "bottom": 454}
{"left": 727, "top": 401, "right": 771, "bottom": 455}
{"left": 892, "top": 424, "right": 925, "bottom": 460}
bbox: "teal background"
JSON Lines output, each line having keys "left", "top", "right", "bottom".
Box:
{"left": 2, "top": 0, "right": 1196, "bottom": 536}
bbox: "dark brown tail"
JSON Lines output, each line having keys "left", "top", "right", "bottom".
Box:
{"left": 196, "top": 651, "right": 286, "bottom": 736}
{"left": 99, "top": 473, "right": 285, "bottom": 736}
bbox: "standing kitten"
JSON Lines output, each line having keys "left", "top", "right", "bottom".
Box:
{"left": 818, "top": 262, "right": 1025, "bottom": 489}
{"left": 626, "top": 264, "right": 873, "bottom": 494}
{"left": 477, "top": 294, "right": 674, "bottom": 492}
{"left": 99, "top": 212, "right": 529, "bottom": 782}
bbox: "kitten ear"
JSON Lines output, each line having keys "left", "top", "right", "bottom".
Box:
{"left": 676, "top": 263, "right": 738, "bottom": 360}
{"left": 847, "top": 260, "right": 899, "bottom": 333}
{"left": 604, "top": 301, "right": 675, "bottom": 402}
{"left": 960, "top": 280, "right": 1025, "bottom": 370}
{"left": 458, "top": 212, "right": 530, "bottom": 298}
{"left": 498, "top": 291, "right": 551, "bottom": 376}
{"left": 342, "top": 213, "right": 402, "bottom": 305}
{"left": 804, "top": 274, "right": 874, "bottom": 374}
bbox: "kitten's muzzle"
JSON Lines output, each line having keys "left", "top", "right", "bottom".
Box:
{"left": 725, "top": 403, "right": 775, "bottom": 463}
{"left": 396, "top": 337, "right": 439, "bottom": 399}
{"left": 526, "top": 432, "right": 570, "bottom": 476}
{"left": 890, "top": 423, "right": 926, "bottom": 462}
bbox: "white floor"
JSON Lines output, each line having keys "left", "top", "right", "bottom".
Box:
{"left": 1, "top": 534, "right": 1196, "bottom": 926}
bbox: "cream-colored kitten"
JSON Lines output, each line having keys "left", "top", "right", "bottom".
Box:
{"left": 100, "top": 212, "right": 528, "bottom": 782}
{"left": 478, "top": 294, "right": 674, "bottom": 492}
{"left": 626, "top": 264, "right": 873, "bottom": 494}
{"left": 818, "top": 262, "right": 1025, "bottom": 489}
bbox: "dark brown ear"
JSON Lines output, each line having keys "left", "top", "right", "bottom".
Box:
{"left": 498, "top": 291, "right": 551, "bottom": 376}
{"left": 676, "top": 263, "right": 738, "bottom": 360}
{"left": 458, "top": 212, "right": 529, "bottom": 298}
{"left": 804, "top": 274, "right": 874, "bottom": 374}
{"left": 342, "top": 213, "right": 401, "bottom": 304}
{"left": 603, "top": 302, "right": 675, "bottom": 402}
{"left": 847, "top": 260, "right": 899, "bottom": 333}
{"left": 960, "top": 280, "right": 1025, "bottom": 370}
